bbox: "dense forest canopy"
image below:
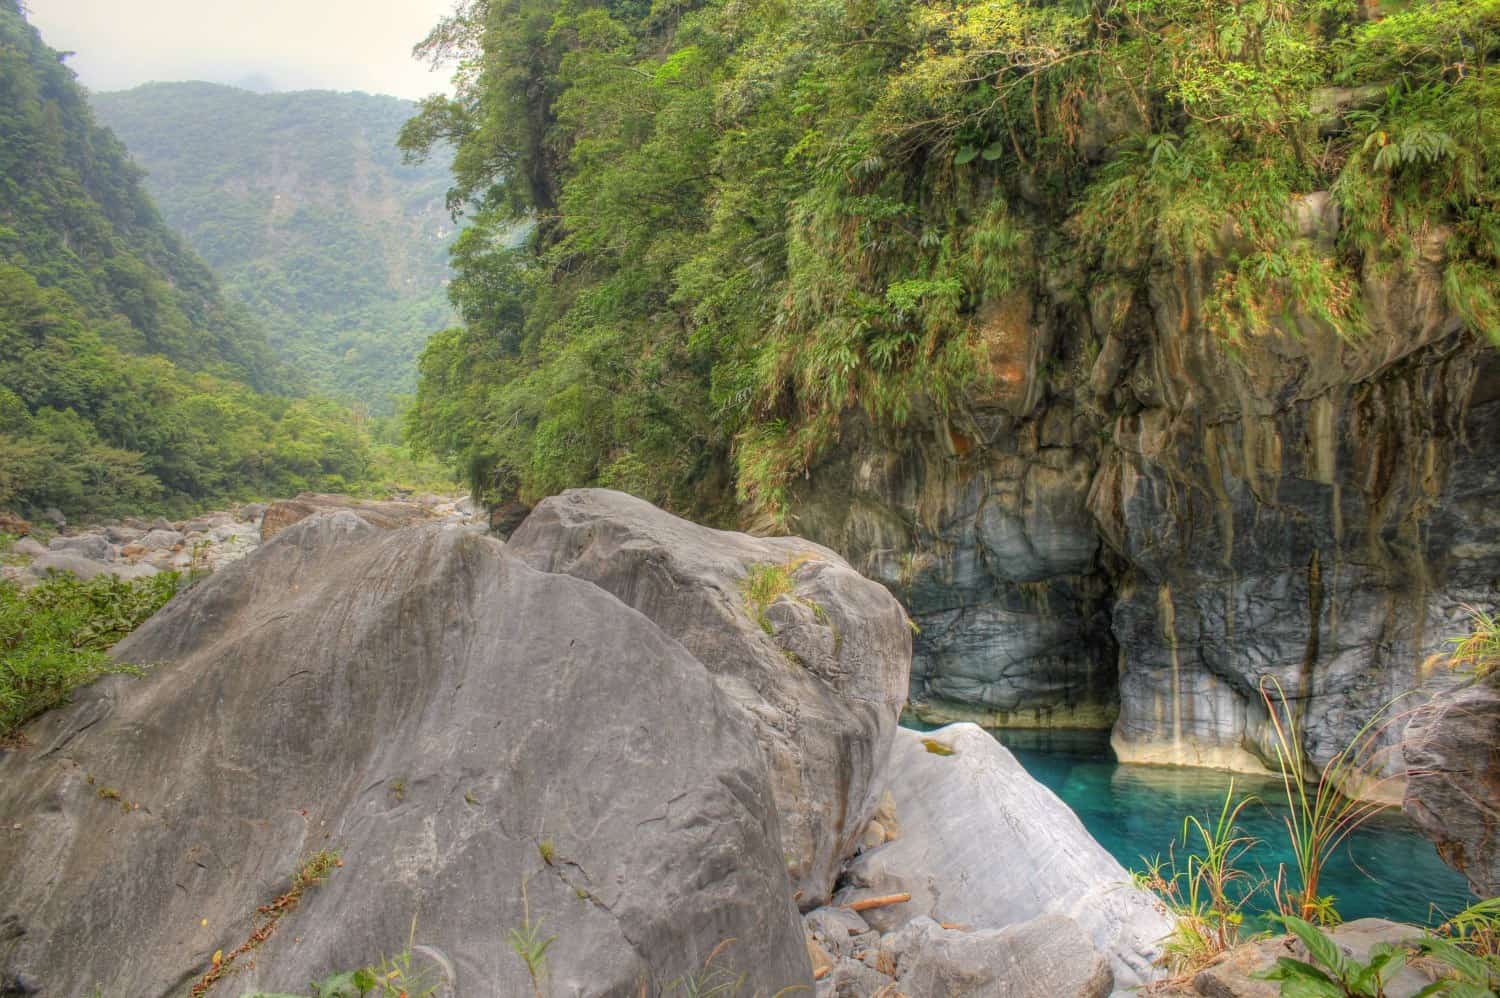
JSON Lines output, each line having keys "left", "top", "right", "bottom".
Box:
{"left": 400, "top": 0, "right": 1499, "bottom": 526}
{"left": 0, "top": 1, "right": 443, "bottom": 518}
{"left": 92, "top": 83, "right": 462, "bottom": 412}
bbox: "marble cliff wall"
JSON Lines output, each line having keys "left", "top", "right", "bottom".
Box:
{"left": 792, "top": 195, "right": 1500, "bottom": 784}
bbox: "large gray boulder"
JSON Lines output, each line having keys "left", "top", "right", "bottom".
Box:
{"left": 10, "top": 537, "right": 46, "bottom": 559}
{"left": 507, "top": 489, "right": 913, "bottom": 909}
{"left": 138, "top": 528, "right": 185, "bottom": 550}
{"left": 1403, "top": 676, "right": 1500, "bottom": 895}
{"left": 24, "top": 552, "right": 155, "bottom": 582}
{"left": 46, "top": 533, "right": 115, "bottom": 562}
{"left": 838, "top": 724, "right": 1170, "bottom": 988}
{"left": 0, "top": 513, "right": 811, "bottom": 996}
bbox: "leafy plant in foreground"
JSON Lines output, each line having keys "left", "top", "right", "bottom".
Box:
{"left": 1411, "top": 897, "right": 1500, "bottom": 996}
{"left": 1415, "top": 935, "right": 1500, "bottom": 997}
{"left": 244, "top": 918, "right": 445, "bottom": 998}
{"left": 507, "top": 882, "right": 554, "bottom": 998}
{"left": 1256, "top": 915, "right": 1407, "bottom": 997}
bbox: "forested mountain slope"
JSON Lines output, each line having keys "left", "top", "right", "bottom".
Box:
{"left": 402, "top": 0, "right": 1498, "bottom": 520}
{"left": 401, "top": 0, "right": 1499, "bottom": 787}
{"left": 0, "top": 2, "right": 412, "bottom": 517}
{"left": 92, "top": 82, "right": 459, "bottom": 410}
{"left": 0, "top": 18, "right": 283, "bottom": 390}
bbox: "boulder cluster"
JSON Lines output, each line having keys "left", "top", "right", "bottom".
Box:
{"left": 0, "top": 493, "right": 480, "bottom": 586}
{"left": 0, "top": 489, "right": 1169, "bottom": 997}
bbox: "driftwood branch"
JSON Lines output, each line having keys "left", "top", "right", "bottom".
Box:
{"left": 842, "top": 892, "right": 912, "bottom": 912}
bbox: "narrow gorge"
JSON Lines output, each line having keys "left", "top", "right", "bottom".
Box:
{"left": 3, "top": 0, "right": 1500, "bottom": 995}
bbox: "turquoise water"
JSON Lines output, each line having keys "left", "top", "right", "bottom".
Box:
{"left": 973, "top": 726, "right": 1474, "bottom": 926}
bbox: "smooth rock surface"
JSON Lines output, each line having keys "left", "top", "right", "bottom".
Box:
{"left": 838, "top": 724, "right": 1170, "bottom": 988}
{"left": 137, "top": 528, "right": 184, "bottom": 550}
{"left": 47, "top": 534, "right": 115, "bottom": 561}
{"left": 0, "top": 513, "right": 811, "bottom": 996}
{"left": 509, "top": 489, "right": 913, "bottom": 909}
{"left": 1403, "top": 676, "right": 1500, "bottom": 896}
{"left": 880, "top": 915, "right": 1114, "bottom": 998}
{"left": 10, "top": 537, "right": 45, "bottom": 558}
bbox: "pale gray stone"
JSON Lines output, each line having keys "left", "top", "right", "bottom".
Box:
{"left": 839, "top": 724, "right": 1171, "bottom": 988}
{"left": 0, "top": 512, "right": 813, "bottom": 996}
{"left": 1403, "top": 677, "right": 1500, "bottom": 895}
{"left": 139, "top": 528, "right": 184, "bottom": 550}
{"left": 881, "top": 915, "right": 1113, "bottom": 998}
{"left": 47, "top": 534, "right": 114, "bottom": 562}
{"left": 24, "top": 553, "right": 152, "bottom": 582}
{"left": 11, "top": 537, "right": 46, "bottom": 558}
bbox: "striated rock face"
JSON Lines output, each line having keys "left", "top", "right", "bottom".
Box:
{"left": 793, "top": 204, "right": 1500, "bottom": 785}
{"left": 508, "top": 488, "right": 913, "bottom": 910}
{"left": 0, "top": 513, "right": 811, "bottom": 996}
{"left": 835, "top": 724, "right": 1170, "bottom": 988}
{"left": 1402, "top": 676, "right": 1500, "bottom": 897}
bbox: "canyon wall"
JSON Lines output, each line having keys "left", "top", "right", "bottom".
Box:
{"left": 794, "top": 198, "right": 1500, "bottom": 782}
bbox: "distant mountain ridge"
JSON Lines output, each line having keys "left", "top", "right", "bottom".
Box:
{"left": 91, "top": 81, "right": 459, "bottom": 411}
{"left": 0, "top": 33, "right": 284, "bottom": 391}
{"left": 0, "top": 3, "right": 424, "bottom": 517}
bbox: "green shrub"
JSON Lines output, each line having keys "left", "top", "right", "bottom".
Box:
{"left": 0, "top": 571, "right": 179, "bottom": 736}
{"left": 1255, "top": 915, "right": 1408, "bottom": 997}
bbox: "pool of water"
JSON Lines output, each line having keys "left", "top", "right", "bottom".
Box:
{"left": 932, "top": 725, "right": 1475, "bottom": 926}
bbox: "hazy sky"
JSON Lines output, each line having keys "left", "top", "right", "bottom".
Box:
{"left": 26, "top": 0, "right": 458, "bottom": 100}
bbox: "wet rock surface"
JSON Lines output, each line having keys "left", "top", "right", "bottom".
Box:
{"left": 791, "top": 213, "right": 1500, "bottom": 801}
{"left": 0, "top": 512, "right": 813, "bottom": 996}
{"left": 1402, "top": 675, "right": 1500, "bottom": 896}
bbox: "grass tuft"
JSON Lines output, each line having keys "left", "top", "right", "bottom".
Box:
{"left": 1259, "top": 678, "right": 1403, "bottom": 926}
{"left": 1446, "top": 605, "right": 1500, "bottom": 679}
{"left": 1133, "top": 783, "right": 1262, "bottom": 975}
{"left": 739, "top": 557, "right": 827, "bottom": 636}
